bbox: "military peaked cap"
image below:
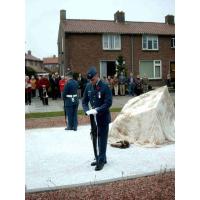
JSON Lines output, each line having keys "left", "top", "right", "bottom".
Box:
{"left": 87, "top": 67, "right": 97, "bottom": 79}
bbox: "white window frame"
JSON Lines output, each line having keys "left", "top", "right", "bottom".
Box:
{"left": 142, "top": 35, "right": 159, "bottom": 50}
{"left": 102, "top": 34, "right": 121, "bottom": 50}
{"left": 139, "top": 60, "right": 162, "bottom": 79}
{"left": 171, "top": 37, "right": 175, "bottom": 48}
{"left": 154, "top": 60, "right": 162, "bottom": 79}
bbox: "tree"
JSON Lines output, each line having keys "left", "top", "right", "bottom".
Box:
{"left": 115, "top": 55, "right": 127, "bottom": 77}
{"left": 25, "top": 66, "right": 37, "bottom": 77}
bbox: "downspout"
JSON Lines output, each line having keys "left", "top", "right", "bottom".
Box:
{"left": 60, "top": 27, "right": 65, "bottom": 76}
{"left": 131, "top": 35, "right": 134, "bottom": 72}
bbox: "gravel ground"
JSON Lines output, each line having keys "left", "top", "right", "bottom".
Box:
{"left": 25, "top": 171, "right": 175, "bottom": 200}
{"left": 25, "top": 114, "right": 175, "bottom": 199}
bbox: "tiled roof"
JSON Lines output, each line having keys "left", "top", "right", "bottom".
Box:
{"left": 43, "top": 57, "right": 58, "bottom": 64}
{"left": 62, "top": 19, "right": 175, "bottom": 35}
{"left": 25, "top": 53, "right": 42, "bottom": 62}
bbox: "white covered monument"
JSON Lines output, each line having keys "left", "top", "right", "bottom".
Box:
{"left": 109, "top": 86, "right": 175, "bottom": 147}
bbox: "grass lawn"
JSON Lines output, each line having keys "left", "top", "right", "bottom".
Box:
{"left": 25, "top": 108, "right": 122, "bottom": 119}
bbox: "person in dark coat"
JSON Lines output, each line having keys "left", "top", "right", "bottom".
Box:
{"left": 82, "top": 67, "right": 112, "bottom": 171}
{"left": 77, "top": 73, "right": 84, "bottom": 98}
{"left": 127, "top": 72, "right": 136, "bottom": 96}
{"left": 63, "top": 72, "right": 79, "bottom": 131}
{"left": 135, "top": 74, "right": 143, "bottom": 96}
{"left": 118, "top": 72, "right": 126, "bottom": 96}
{"left": 50, "top": 74, "right": 59, "bottom": 100}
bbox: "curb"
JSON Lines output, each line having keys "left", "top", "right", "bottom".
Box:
{"left": 26, "top": 167, "right": 175, "bottom": 193}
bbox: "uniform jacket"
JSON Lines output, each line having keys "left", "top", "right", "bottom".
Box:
{"left": 63, "top": 79, "right": 79, "bottom": 107}
{"left": 82, "top": 79, "right": 112, "bottom": 126}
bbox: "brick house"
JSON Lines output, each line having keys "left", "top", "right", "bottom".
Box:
{"left": 57, "top": 10, "right": 175, "bottom": 86}
{"left": 25, "top": 50, "right": 47, "bottom": 75}
{"left": 43, "top": 55, "right": 59, "bottom": 73}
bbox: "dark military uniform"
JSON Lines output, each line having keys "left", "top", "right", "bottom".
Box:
{"left": 63, "top": 78, "right": 79, "bottom": 131}
{"left": 82, "top": 68, "right": 112, "bottom": 168}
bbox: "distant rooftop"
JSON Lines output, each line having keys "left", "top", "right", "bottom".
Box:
{"left": 43, "top": 55, "right": 58, "bottom": 64}
{"left": 25, "top": 50, "right": 42, "bottom": 62}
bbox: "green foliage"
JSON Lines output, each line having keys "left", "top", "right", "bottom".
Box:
{"left": 25, "top": 108, "right": 122, "bottom": 119}
{"left": 115, "top": 55, "right": 127, "bottom": 77}
{"left": 25, "top": 66, "right": 37, "bottom": 77}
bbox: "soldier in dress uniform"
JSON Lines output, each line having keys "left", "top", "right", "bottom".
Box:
{"left": 63, "top": 72, "right": 79, "bottom": 131}
{"left": 82, "top": 67, "right": 112, "bottom": 171}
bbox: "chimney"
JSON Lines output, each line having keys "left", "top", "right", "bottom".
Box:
{"left": 114, "top": 11, "right": 125, "bottom": 23}
{"left": 28, "top": 50, "right": 31, "bottom": 55}
{"left": 165, "top": 15, "right": 175, "bottom": 24}
{"left": 60, "top": 10, "right": 66, "bottom": 21}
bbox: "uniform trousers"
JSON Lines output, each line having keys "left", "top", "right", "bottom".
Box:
{"left": 96, "top": 124, "right": 109, "bottom": 164}
{"left": 65, "top": 105, "right": 78, "bottom": 129}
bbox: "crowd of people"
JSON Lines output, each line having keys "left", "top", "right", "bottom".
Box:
{"left": 25, "top": 71, "right": 152, "bottom": 105}
{"left": 101, "top": 72, "right": 150, "bottom": 97}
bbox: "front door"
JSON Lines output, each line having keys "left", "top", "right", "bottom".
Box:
{"left": 107, "top": 61, "right": 116, "bottom": 77}
{"left": 100, "top": 61, "right": 116, "bottom": 78}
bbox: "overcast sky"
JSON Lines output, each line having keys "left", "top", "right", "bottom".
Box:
{"left": 25, "top": 0, "right": 175, "bottom": 59}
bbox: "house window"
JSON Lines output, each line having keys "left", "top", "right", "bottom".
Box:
{"left": 139, "top": 60, "right": 162, "bottom": 79}
{"left": 171, "top": 38, "right": 175, "bottom": 48}
{"left": 142, "top": 35, "right": 158, "bottom": 50}
{"left": 102, "top": 34, "right": 121, "bottom": 50}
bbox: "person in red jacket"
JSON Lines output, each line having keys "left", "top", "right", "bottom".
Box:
{"left": 25, "top": 75, "right": 32, "bottom": 105}
{"left": 38, "top": 75, "right": 50, "bottom": 100}
{"left": 59, "top": 75, "right": 67, "bottom": 98}
{"left": 40, "top": 75, "right": 50, "bottom": 88}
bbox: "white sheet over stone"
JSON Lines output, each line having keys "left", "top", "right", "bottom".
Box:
{"left": 109, "top": 86, "right": 175, "bottom": 147}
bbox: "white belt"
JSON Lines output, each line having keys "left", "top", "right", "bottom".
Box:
{"left": 66, "top": 94, "right": 77, "bottom": 98}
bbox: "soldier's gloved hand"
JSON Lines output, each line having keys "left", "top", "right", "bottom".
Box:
{"left": 86, "top": 109, "right": 97, "bottom": 115}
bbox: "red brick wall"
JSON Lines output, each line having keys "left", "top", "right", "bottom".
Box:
{"left": 65, "top": 33, "right": 132, "bottom": 76}
{"left": 64, "top": 33, "right": 175, "bottom": 85}
{"left": 133, "top": 35, "right": 175, "bottom": 86}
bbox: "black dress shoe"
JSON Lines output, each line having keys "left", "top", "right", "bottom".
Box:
{"left": 91, "top": 161, "right": 97, "bottom": 166}
{"left": 95, "top": 163, "right": 104, "bottom": 171}
{"left": 65, "top": 127, "right": 73, "bottom": 130}
{"left": 91, "top": 161, "right": 107, "bottom": 166}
